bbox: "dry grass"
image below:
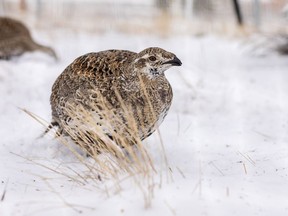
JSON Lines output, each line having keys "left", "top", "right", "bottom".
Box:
{"left": 23, "top": 81, "right": 171, "bottom": 207}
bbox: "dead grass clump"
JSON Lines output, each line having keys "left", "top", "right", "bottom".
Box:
{"left": 24, "top": 82, "right": 170, "bottom": 207}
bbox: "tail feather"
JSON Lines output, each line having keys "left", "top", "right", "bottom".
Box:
{"left": 38, "top": 121, "right": 60, "bottom": 138}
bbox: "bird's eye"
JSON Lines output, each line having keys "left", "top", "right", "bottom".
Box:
{"left": 149, "top": 56, "right": 157, "bottom": 61}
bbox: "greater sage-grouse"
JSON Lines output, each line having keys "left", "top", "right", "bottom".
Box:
{"left": 0, "top": 17, "right": 57, "bottom": 59}
{"left": 50, "top": 47, "right": 181, "bottom": 153}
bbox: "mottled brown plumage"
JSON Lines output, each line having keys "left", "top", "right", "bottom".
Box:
{"left": 50, "top": 47, "right": 181, "bottom": 152}
{"left": 0, "top": 17, "right": 57, "bottom": 59}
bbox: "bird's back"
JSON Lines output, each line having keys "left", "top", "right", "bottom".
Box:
{"left": 0, "top": 17, "right": 31, "bottom": 40}
{"left": 0, "top": 17, "right": 57, "bottom": 59}
{"left": 50, "top": 50, "right": 136, "bottom": 121}
{"left": 0, "top": 17, "right": 32, "bottom": 58}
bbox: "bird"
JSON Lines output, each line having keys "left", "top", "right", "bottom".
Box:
{"left": 49, "top": 47, "right": 182, "bottom": 154}
{"left": 0, "top": 17, "right": 57, "bottom": 60}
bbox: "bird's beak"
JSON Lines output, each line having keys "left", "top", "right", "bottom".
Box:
{"left": 163, "top": 56, "right": 182, "bottom": 66}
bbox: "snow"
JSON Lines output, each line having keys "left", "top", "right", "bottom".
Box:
{"left": 1, "top": 30, "right": 288, "bottom": 216}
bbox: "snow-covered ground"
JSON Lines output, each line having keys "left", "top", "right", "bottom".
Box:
{"left": 0, "top": 30, "right": 288, "bottom": 216}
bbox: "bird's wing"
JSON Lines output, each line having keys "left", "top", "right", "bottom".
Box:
{"left": 68, "top": 50, "right": 136, "bottom": 79}
{"left": 50, "top": 50, "right": 137, "bottom": 116}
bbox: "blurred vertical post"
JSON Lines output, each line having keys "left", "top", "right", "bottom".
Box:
{"left": 232, "top": 0, "right": 243, "bottom": 26}
{"left": 182, "top": 0, "right": 194, "bottom": 19}
{"left": 36, "top": 0, "right": 43, "bottom": 19}
{"left": 0, "top": 0, "right": 4, "bottom": 15}
{"left": 155, "top": 0, "right": 171, "bottom": 35}
{"left": 252, "top": 0, "right": 260, "bottom": 28}
{"left": 193, "top": 0, "right": 213, "bottom": 17}
{"left": 19, "top": 0, "right": 27, "bottom": 12}
{"left": 156, "top": 0, "right": 170, "bottom": 12}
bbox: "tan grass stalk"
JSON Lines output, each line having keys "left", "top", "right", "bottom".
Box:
{"left": 23, "top": 75, "right": 170, "bottom": 207}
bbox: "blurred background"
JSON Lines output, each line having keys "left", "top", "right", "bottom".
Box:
{"left": 1, "top": 2, "right": 288, "bottom": 215}
{"left": 0, "top": 0, "right": 288, "bottom": 36}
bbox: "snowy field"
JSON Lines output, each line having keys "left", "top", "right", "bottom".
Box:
{"left": 0, "top": 29, "right": 288, "bottom": 216}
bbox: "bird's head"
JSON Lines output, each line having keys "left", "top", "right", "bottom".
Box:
{"left": 133, "top": 47, "right": 182, "bottom": 78}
